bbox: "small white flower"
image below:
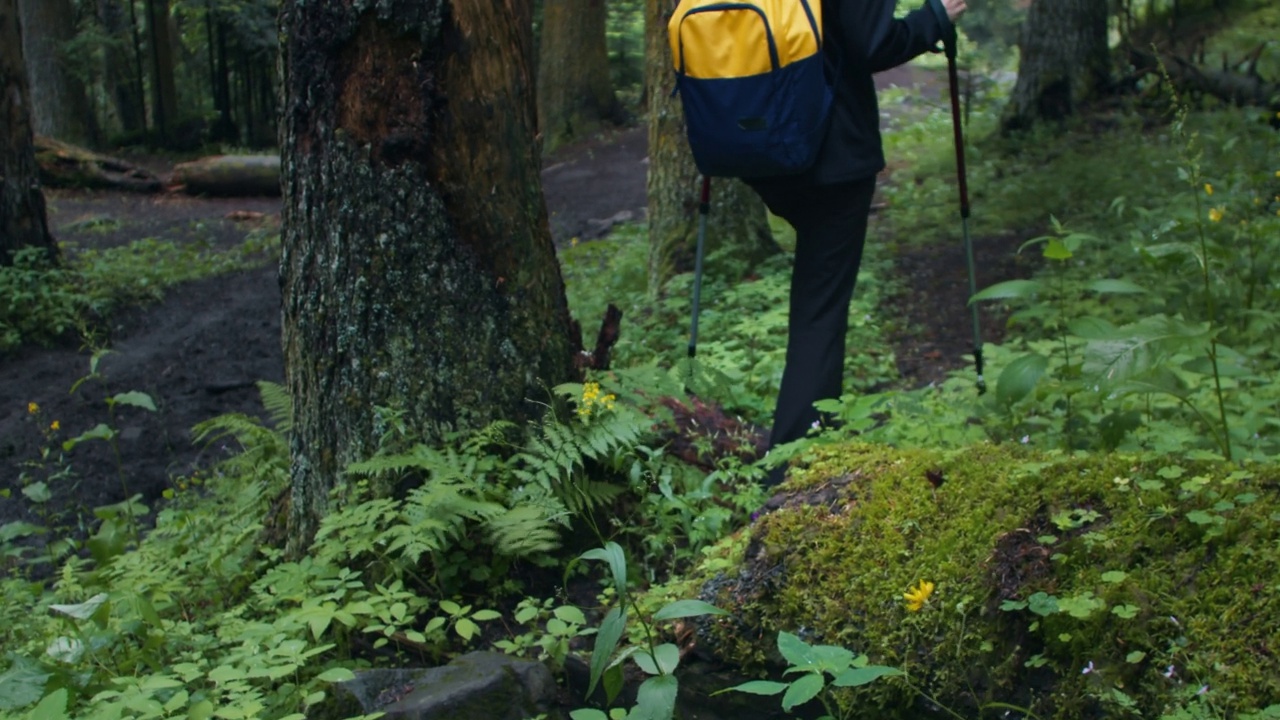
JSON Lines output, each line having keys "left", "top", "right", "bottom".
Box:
{"left": 1197, "top": 684, "right": 1209, "bottom": 696}
{"left": 1020, "top": 435, "right": 1030, "bottom": 444}
{"left": 811, "top": 420, "right": 821, "bottom": 430}
{"left": 1163, "top": 665, "right": 1176, "bottom": 679}
{"left": 1082, "top": 661, "right": 1094, "bottom": 675}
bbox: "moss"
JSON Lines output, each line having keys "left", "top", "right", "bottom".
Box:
{"left": 672, "top": 442, "right": 1280, "bottom": 718}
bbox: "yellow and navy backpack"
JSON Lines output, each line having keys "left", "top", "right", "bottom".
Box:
{"left": 667, "top": 0, "right": 834, "bottom": 179}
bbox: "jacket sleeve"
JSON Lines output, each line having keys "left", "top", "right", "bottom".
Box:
{"left": 838, "top": 0, "right": 950, "bottom": 73}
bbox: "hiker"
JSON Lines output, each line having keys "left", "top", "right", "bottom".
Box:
{"left": 751, "top": 0, "right": 967, "bottom": 486}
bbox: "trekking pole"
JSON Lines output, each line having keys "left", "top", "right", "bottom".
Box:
{"left": 932, "top": 1, "right": 986, "bottom": 394}
{"left": 688, "top": 175, "right": 711, "bottom": 362}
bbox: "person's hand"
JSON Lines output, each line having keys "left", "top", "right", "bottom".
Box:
{"left": 942, "top": 0, "right": 967, "bottom": 21}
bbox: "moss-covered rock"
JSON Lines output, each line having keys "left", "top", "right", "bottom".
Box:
{"left": 675, "top": 443, "right": 1280, "bottom": 719}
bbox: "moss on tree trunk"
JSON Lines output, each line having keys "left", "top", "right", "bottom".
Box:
{"left": 279, "top": 0, "right": 579, "bottom": 550}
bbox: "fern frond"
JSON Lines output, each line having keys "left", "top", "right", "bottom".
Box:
{"left": 486, "top": 505, "right": 561, "bottom": 557}
{"left": 256, "top": 381, "right": 293, "bottom": 432}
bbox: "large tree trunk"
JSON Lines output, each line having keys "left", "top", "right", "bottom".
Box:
{"left": 1, "top": 0, "right": 56, "bottom": 266}
{"left": 97, "top": 0, "right": 146, "bottom": 137}
{"left": 145, "top": 0, "right": 178, "bottom": 144}
{"left": 280, "top": 0, "right": 580, "bottom": 550}
{"left": 1002, "top": 0, "right": 1110, "bottom": 131}
{"left": 643, "top": 0, "right": 777, "bottom": 296}
{"left": 17, "top": 0, "right": 95, "bottom": 145}
{"left": 537, "top": 0, "right": 622, "bottom": 153}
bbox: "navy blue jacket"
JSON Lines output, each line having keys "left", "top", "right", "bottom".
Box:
{"left": 810, "top": 0, "right": 951, "bottom": 184}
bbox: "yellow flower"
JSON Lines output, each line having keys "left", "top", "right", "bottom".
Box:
{"left": 50, "top": 421, "right": 60, "bottom": 431}
{"left": 571, "top": 237, "right": 580, "bottom": 247}
{"left": 27, "top": 402, "right": 38, "bottom": 415}
{"left": 904, "top": 580, "right": 935, "bottom": 612}
{"left": 1203, "top": 183, "right": 1213, "bottom": 196}
{"left": 1208, "top": 207, "right": 1224, "bottom": 223}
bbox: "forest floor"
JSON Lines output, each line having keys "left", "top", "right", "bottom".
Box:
{"left": 0, "top": 62, "right": 1028, "bottom": 537}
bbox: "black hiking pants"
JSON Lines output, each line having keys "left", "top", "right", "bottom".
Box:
{"left": 747, "top": 175, "right": 877, "bottom": 486}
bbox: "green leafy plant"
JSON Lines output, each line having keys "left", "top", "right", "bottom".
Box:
{"left": 718, "top": 631, "right": 904, "bottom": 720}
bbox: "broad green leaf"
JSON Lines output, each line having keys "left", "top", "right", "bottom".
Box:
{"left": 1068, "top": 316, "right": 1122, "bottom": 340}
{"left": 719, "top": 680, "right": 788, "bottom": 696}
{"left": 1101, "top": 571, "right": 1127, "bottom": 583}
{"left": 634, "top": 650, "right": 658, "bottom": 676}
{"left": 63, "top": 423, "right": 115, "bottom": 451}
{"left": 553, "top": 606, "right": 587, "bottom": 625}
{"left": 456, "top": 618, "right": 480, "bottom": 640}
{"left": 315, "top": 668, "right": 355, "bottom": 683}
{"left": 996, "top": 353, "right": 1048, "bottom": 405}
{"left": 207, "top": 665, "right": 247, "bottom": 683}
{"left": 0, "top": 521, "right": 46, "bottom": 542}
{"left": 776, "top": 632, "right": 815, "bottom": 670}
{"left": 832, "top": 665, "right": 904, "bottom": 687}
{"left": 21, "top": 483, "right": 51, "bottom": 504}
{"left": 970, "top": 279, "right": 1043, "bottom": 304}
{"left": 471, "top": 609, "right": 502, "bottom": 622}
{"left": 587, "top": 607, "right": 626, "bottom": 698}
{"left": 632, "top": 674, "right": 678, "bottom": 720}
{"left": 782, "top": 673, "right": 824, "bottom": 712}
{"left": 44, "top": 637, "right": 83, "bottom": 664}
{"left": 1085, "top": 279, "right": 1148, "bottom": 294}
{"left": 603, "top": 662, "right": 625, "bottom": 706}
{"left": 50, "top": 593, "right": 109, "bottom": 620}
{"left": 1027, "top": 592, "right": 1058, "bottom": 617}
{"left": 28, "top": 688, "right": 67, "bottom": 720}
{"left": 438, "top": 600, "right": 462, "bottom": 615}
{"left": 654, "top": 644, "right": 680, "bottom": 675}
{"left": 1082, "top": 315, "right": 1209, "bottom": 385}
{"left": 1042, "top": 237, "right": 1073, "bottom": 260}
{"left": 0, "top": 657, "right": 49, "bottom": 710}
{"left": 653, "top": 600, "right": 728, "bottom": 621}
{"left": 1111, "top": 366, "right": 1190, "bottom": 400}
{"left": 112, "top": 391, "right": 157, "bottom": 411}
{"left": 1126, "top": 651, "right": 1147, "bottom": 663}
{"left": 570, "top": 710, "right": 609, "bottom": 720}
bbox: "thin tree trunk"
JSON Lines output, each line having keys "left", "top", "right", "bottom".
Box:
{"left": 280, "top": 0, "right": 580, "bottom": 550}
{"left": 643, "top": 0, "right": 777, "bottom": 296}
{"left": 146, "top": 0, "right": 178, "bottom": 144}
{"left": 98, "top": 0, "right": 146, "bottom": 136}
{"left": 1, "top": 0, "right": 56, "bottom": 266}
{"left": 17, "top": 0, "right": 95, "bottom": 145}
{"left": 1002, "top": 0, "right": 1110, "bottom": 131}
{"left": 537, "top": 0, "right": 622, "bottom": 153}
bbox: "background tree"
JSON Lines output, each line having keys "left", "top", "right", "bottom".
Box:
{"left": 537, "top": 0, "right": 623, "bottom": 152}
{"left": 145, "top": 0, "right": 178, "bottom": 144}
{"left": 18, "top": 0, "right": 96, "bottom": 145}
{"left": 96, "top": 0, "right": 147, "bottom": 138}
{"left": 279, "top": 0, "right": 580, "bottom": 548}
{"left": 1002, "top": 0, "right": 1110, "bottom": 131}
{"left": 643, "top": 0, "right": 777, "bottom": 295}
{"left": 1, "top": 0, "right": 56, "bottom": 265}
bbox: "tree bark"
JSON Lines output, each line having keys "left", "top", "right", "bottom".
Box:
{"left": 280, "top": 0, "right": 580, "bottom": 550}
{"left": 1, "top": 0, "right": 56, "bottom": 266}
{"left": 536, "top": 0, "right": 622, "bottom": 153}
{"left": 145, "top": 0, "right": 178, "bottom": 144}
{"left": 1002, "top": 0, "right": 1110, "bottom": 131}
{"left": 643, "top": 0, "right": 777, "bottom": 296}
{"left": 17, "top": 0, "right": 95, "bottom": 145}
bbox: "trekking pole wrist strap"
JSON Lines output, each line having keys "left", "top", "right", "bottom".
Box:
{"left": 926, "top": 0, "right": 958, "bottom": 59}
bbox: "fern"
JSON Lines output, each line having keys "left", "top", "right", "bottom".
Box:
{"left": 256, "top": 381, "right": 292, "bottom": 432}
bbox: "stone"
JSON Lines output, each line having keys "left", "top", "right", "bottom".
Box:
{"left": 329, "top": 652, "right": 559, "bottom": 720}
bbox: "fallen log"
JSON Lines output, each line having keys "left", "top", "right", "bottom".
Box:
{"left": 171, "top": 155, "right": 281, "bottom": 197}
{"left": 33, "top": 136, "right": 163, "bottom": 193}
{"left": 1130, "top": 47, "right": 1280, "bottom": 109}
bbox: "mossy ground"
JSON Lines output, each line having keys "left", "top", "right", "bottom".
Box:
{"left": 664, "top": 442, "right": 1280, "bottom": 719}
